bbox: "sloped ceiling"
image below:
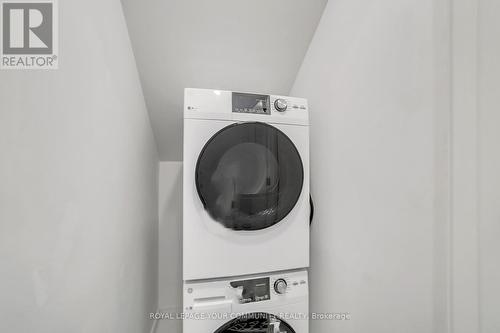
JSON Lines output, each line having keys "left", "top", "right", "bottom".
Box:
{"left": 121, "top": 0, "right": 327, "bottom": 161}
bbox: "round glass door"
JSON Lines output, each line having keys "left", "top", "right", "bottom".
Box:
{"left": 214, "top": 313, "right": 295, "bottom": 333}
{"left": 196, "top": 122, "right": 304, "bottom": 231}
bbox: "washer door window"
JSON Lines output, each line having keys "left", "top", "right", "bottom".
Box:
{"left": 214, "top": 313, "right": 295, "bottom": 333}
{"left": 196, "top": 122, "right": 304, "bottom": 231}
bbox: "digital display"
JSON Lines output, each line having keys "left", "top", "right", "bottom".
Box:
{"left": 232, "top": 92, "right": 270, "bottom": 115}
{"left": 230, "top": 277, "right": 270, "bottom": 304}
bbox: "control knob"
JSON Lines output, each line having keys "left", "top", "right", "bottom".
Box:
{"left": 274, "top": 279, "right": 287, "bottom": 294}
{"left": 274, "top": 99, "right": 288, "bottom": 112}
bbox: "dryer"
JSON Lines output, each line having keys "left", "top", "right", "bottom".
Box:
{"left": 183, "top": 88, "right": 309, "bottom": 280}
{"left": 183, "top": 269, "right": 309, "bottom": 333}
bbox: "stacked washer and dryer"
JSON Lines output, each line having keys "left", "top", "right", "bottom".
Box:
{"left": 183, "top": 88, "right": 310, "bottom": 333}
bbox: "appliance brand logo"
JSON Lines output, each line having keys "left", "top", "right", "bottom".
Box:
{"left": 1, "top": 0, "right": 58, "bottom": 69}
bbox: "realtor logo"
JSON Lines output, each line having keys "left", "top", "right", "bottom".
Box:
{"left": 1, "top": 0, "right": 58, "bottom": 69}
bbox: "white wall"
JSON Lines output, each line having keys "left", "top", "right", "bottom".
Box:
{"left": 290, "top": 0, "right": 447, "bottom": 332}
{"left": 450, "top": 0, "right": 480, "bottom": 331}
{"left": 157, "top": 162, "right": 183, "bottom": 333}
{"left": 449, "top": 0, "right": 500, "bottom": 332}
{"left": 478, "top": 1, "right": 500, "bottom": 330}
{"left": 0, "top": 1, "right": 159, "bottom": 332}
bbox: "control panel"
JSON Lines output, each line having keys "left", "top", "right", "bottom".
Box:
{"left": 183, "top": 269, "right": 308, "bottom": 312}
{"left": 230, "top": 277, "right": 270, "bottom": 304}
{"left": 185, "top": 89, "right": 309, "bottom": 125}
{"left": 232, "top": 92, "right": 270, "bottom": 115}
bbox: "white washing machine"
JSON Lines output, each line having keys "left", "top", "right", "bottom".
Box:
{"left": 183, "top": 88, "right": 310, "bottom": 280}
{"left": 183, "top": 269, "right": 309, "bottom": 333}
